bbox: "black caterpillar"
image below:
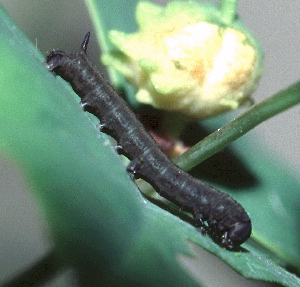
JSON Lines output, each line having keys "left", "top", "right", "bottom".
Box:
{"left": 45, "top": 32, "right": 251, "bottom": 248}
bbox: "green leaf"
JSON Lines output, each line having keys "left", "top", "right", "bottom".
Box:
{"left": 88, "top": 0, "right": 300, "bottom": 270}
{"left": 175, "top": 82, "right": 300, "bottom": 266}
{"left": 0, "top": 4, "right": 199, "bottom": 286}
{"left": 0, "top": 1, "right": 140, "bottom": 277}
{"left": 1, "top": 1, "right": 300, "bottom": 287}
{"left": 85, "top": 0, "right": 300, "bottom": 285}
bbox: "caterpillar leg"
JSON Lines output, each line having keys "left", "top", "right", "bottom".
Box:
{"left": 127, "top": 158, "right": 144, "bottom": 180}
{"left": 193, "top": 213, "right": 208, "bottom": 235}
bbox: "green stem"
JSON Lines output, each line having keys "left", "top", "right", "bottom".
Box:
{"left": 220, "top": 0, "right": 239, "bottom": 24}
{"left": 84, "top": 0, "right": 137, "bottom": 88}
{"left": 1, "top": 249, "right": 66, "bottom": 287}
{"left": 174, "top": 81, "right": 300, "bottom": 171}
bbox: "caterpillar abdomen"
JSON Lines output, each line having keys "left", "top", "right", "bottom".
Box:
{"left": 45, "top": 33, "right": 251, "bottom": 248}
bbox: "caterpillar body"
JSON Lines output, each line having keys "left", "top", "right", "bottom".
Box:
{"left": 45, "top": 32, "right": 251, "bottom": 248}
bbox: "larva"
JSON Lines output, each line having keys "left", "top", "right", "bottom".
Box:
{"left": 45, "top": 32, "right": 251, "bottom": 248}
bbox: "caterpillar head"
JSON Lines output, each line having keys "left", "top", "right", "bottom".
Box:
{"left": 45, "top": 51, "right": 66, "bottom": 71}
{"left": 45, "top": 32, "right": 90, "bottom": 72}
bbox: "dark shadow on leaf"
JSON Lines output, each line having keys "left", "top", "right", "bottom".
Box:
{"left": 181, "top": 122, "right": 260, "bottom": 190}
{"left": 135, "top": 104, "right": 260, "bottom": 190}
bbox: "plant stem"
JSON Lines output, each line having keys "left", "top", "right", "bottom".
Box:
{"left": 220, "top": 0, "right": 239, "bottom": 24}
{"left": 174, "top": 81, "right": 300, "bottom": 171}
{"left": 1, "top": 249, "right": 66, "bottom": 287}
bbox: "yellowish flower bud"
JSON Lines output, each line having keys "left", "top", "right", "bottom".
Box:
{"left": 102, "top": 1, "right": 263, "bottom": 119}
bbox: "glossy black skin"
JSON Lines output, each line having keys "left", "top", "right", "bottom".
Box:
{"left": 45, "top": 33, "right": 251, "bottom": 248}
